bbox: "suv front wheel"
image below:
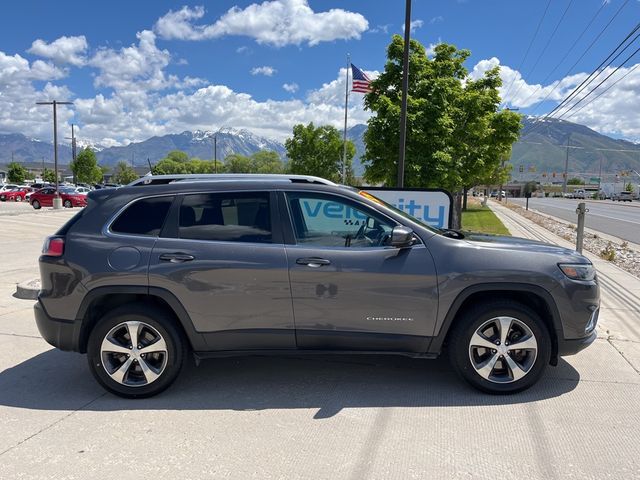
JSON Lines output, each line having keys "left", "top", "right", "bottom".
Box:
{"left": 87, "top": 304, "right": 187, "bottom": 398}
{"left": 449, "top": 301, "right": 551, "bottom": 394}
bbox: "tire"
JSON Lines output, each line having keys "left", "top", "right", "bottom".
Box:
{"left": 32, "top": 200, "right": 41, "bottom": 209}
{"left": 87, "top": 304, "right": 187, "bottom": 398}
{"left": 63, "top": 199, "right": 72, "bottom": 208}
{"left": 15, "top": 195, "right": 23, "bottom": 202}
{"left": 448, "top": 301, "right": 551, "bottom": 394}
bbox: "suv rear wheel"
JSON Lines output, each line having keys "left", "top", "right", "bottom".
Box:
{"left": 449, "top": 301, "right": 551, "bottom": 394}
{"left": 87, "top": 304, "right": 187, "bottom": 398}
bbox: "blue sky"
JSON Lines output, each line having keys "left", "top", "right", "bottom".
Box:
{"left": 1, "top": 0, "right": 639, "bottom": 146}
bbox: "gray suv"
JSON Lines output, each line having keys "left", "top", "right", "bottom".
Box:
{"left": 34, "top": 174, "right": 599, "bottom": 397}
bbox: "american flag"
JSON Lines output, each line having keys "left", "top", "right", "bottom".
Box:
{"left": 351, "top": 64, "right": 372, "bottom": 93}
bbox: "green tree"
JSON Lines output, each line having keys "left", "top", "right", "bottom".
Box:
{"left": 113, "top": 161, "right": 139, "bottom": 184}
{"left": 152, "top": 158, "right": 190, "bottom": 175}
{"left": 285, "top": 123, "right": 355, "bottom": 183}
{"left": 42, "top": 168, "right": 57, "bottom": 183}
{"left": 224, "top": 154, "right": 253, "bottom": 173}
{"left": 251, "top": 150, "right": 285, "bottom": 174}
{"left": 362, "top": 36, "right": 521, "bottom": 224}
{"left": 71, "top": 148, "right": 103, "bottom": 184}
{"left": 625, "top": 182, "right": 633, "bottom": 192}
{"left": 7, "top": 162, "right": 27, "bottom": 183}
{"left": 567, "top": 178, "right": 583, "bottom": 185}
{"left": 166, "top": 150, "right": 189, "bottom": 163}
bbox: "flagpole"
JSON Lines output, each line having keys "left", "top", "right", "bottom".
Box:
{"left": 342, "top": 53, "right": 350, "bottom": 184}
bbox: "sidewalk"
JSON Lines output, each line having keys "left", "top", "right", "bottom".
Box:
{"left": 489, "top": 201, "right": 640, "bottom": 372}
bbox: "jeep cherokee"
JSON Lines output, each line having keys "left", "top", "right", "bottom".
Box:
{"left": 34, "top": 174, "right": 599, "bottom": 397}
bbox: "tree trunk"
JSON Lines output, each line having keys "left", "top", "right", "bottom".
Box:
{"left": 451, "top": 191, "right": 463, "bottom": 230}
{"left": 462, "top": 187, "right": 468, "bottom": 211}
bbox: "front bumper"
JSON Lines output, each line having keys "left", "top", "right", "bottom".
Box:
{"left": 34, "top": 300, "right": 80, "bottom": 351}
{"left": 557, "top": 329, "right": 597, "bottom": 356}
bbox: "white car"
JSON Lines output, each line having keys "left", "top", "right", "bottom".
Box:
{"left": 0, "top": 184, "right": 20, "bottom": 193}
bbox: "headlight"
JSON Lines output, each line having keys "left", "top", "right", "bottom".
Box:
{"left": 558, "top": 263, "right": 596, "bottom": 281}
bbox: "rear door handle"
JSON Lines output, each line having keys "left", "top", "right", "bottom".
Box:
{"left": 159, "top": 253, "right": 195, "bottom": 263}
{"left": 296, "top": 257, "right": 331, "bottom": 268}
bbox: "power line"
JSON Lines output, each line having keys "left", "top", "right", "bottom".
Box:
{"left": 508, "top": 0, "right": 575, "bottom": 106}
{"left": 523, "top": 21, "right": 640, "bottom": 136}
{"left": 553, "top": 29, "right": 640, "bottom": 118}
{"left": 500, "top": 0, "right": 552, "bottom": 108}
{"left": 518, "top": 0, "right": 607, "bottom": 108}
{"left": 556, "top": 45, "right": 640, "bottom": 119}
{"left": 564, "top": 63, "right": 640, "bottom": 119}
{"left": 525, "top": 0, "right": 632, "bottom": 118}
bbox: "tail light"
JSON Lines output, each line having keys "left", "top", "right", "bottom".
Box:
{"left": 42, "top": 236, "right": 64, "bottom": 257}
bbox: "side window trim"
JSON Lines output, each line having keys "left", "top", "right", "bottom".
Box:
{"left": 106, "top": 194, "right": 175, "bottom": 238}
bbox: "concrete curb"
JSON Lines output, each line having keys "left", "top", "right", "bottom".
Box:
{"left": 15, "top": 278, "right": 40, "bottom": 300}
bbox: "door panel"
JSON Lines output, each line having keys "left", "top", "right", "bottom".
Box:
{"left": 282, "top": 191, "right": 438, "bottom": 352}
{"left": 148, "top": 191, "right": 295, "bottom": 351}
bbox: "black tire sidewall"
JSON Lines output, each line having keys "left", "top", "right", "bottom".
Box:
{"left": 32, "top": 200, "right": 40, "bottom": 209}
{"left": 450, "top": 302, "right": 551, "bottom": 394}
{"left": 87, "top": 305, "right": 186, "bottom": 398}
{"left": 63, "top": 200, "right": 72, "bottom": 208}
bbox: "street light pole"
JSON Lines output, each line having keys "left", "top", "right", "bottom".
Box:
{"left": 562, "top": 134, "right": 570, "bottom": 194}
{"left": 397, "top": 0, "right": 412, "bottom": 188}
{"left": 36, "top": 100, "right": 73, "bottom": 209}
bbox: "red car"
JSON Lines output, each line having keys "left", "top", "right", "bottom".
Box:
{"left": 30, "top": 187, "right": 87, "bottom": 209}
{"left": 0, "top": 187, "right": 33, "bottom": 202}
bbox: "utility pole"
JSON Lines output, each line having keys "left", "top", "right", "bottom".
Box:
{"left": 214, "top": 135, "right": 218, "bottom": 174}
{"left": 65, "top": 124, "right": 77, "bottom": 184}
{"left": 36, "top": 100, "right": 73, "bottom": 208}
{"left": 397, "top": 0, "right": 412, "bottom": 188}
{"left": 562, "top": 134, "right": 570, "bottom": 194}
{"left": 342, "top": 53, "right": 350, "bottom": 184}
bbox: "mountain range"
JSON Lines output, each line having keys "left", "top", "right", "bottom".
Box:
{"left": 1, "top": 118, "right": 638, "bottom": 179}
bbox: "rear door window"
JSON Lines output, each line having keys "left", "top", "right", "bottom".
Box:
{"left": 177, "top": 192, "right": 272, "bottom": 243}
{"left": 111, "top": 196, "right": 174, "bottom": 236}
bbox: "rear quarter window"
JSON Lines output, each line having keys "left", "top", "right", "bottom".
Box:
{"left": 110, "top": 196, "right": 174, "bottom": 236}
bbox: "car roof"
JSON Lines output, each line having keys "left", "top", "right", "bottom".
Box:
{"left": 127, "top": 173, "right": 336, "bottom": 187}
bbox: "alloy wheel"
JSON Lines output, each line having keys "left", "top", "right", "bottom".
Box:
{"left": 100, "top": 321, "right": 168, "bottom": 387}
{"left": 468, "top": 316, "right": 538, "bottom": 384}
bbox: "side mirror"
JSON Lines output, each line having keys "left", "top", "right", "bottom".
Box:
{"left": 390, "top": 226, "right": 415, "bottom": 248}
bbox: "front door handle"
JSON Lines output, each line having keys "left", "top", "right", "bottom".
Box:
{"left": 296, "top": 257, "right": 331, "bottom": 268}
{"left": 159, "top": 253, "right": 195, "bottom": 263}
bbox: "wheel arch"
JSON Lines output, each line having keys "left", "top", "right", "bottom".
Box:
{"left": 429, "top": 283, "right": 561, "bottom": 364}
{"left": 76, "top": 286, "right": 207, "bottom": 353}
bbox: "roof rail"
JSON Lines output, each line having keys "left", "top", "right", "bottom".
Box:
{"left": 127, "top": 173, "right": 336, "bottom": 187}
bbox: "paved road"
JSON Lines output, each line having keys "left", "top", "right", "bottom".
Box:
{"left": 1, "top": 209, "right": 639, "bottom": 479}
{"left": 508, "top": 197, "right": 640, "bottom": 244}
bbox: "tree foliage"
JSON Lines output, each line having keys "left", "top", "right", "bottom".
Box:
{"left": 113, "top": 161, "right": 139, "bottom": 185}
{"left": 363, "top": 35, "right": 522, "bottom": 191}
{"left": 42, "top": 168, "right": 57, "bottom": 183}
{"left": 7, "top": 162, "right": 27, "bottom": 183}
{"left": 151, "top": 149, "right": 282, "bottom": 175}
{"left": 71, "top": 148, "right": 103, "bottom": 184}
{"left": 285, "top": 123, "right": 355, "bottom": 183}
{"left": 567, "top": 177, "right": 583, "bottom": 185}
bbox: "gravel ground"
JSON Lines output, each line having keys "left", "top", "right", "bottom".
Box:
{"left": 503, "top": 202, "right": 640, "bottom": 278}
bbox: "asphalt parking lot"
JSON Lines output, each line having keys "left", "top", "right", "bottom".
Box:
{"left": 1, "top": 207, "right": 639, "bottom": 479}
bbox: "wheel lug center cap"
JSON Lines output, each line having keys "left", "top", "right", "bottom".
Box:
{"left": 498, "top": 345, "right": 509, "bottom": 356}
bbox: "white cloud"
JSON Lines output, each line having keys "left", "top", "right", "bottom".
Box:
{"left": 369, "top": 24, "right": 390, "bottom": 34}
{"left": 471, "top": 57, "right": 640, "bottom": 141}
{"left": 251, "top": 66, "right": 277, "bottom": 76}
{"left": 425, "top": 40, "right": 442, "bottom": 57}
{"left": 283, "top": 82, "right": 299, "bottom": 93}
{"left": 403, "top": 19, "right": 424, "bottom": 33}
{"left": 429, "top": 16, "right": 444, "bottom": 24}
{"left": 236, "top": 46, "right": 251, "bottom": 54}
{"left": 154, "top": 1, "right": 369, "bottom": 47}
{"left": 28, "top": 35, "right": 88, "bottom": 66}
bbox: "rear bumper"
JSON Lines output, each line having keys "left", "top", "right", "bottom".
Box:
{"left": 34, "top": 300, "right": 80, "bottom": 351}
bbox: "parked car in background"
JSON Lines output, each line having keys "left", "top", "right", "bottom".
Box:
{"left": 30, "top": 187, "right": 88, "bottom": 209}
{"left": 490, "top": 190, "right": 506, "bottom": 198}
{"left": 71, "top": 186, "right": 91, "bottom": 195}
{"left": 0, "top": 184, "right": 20, "bottom": 193}
{"left": 0, "top": 186, "right": 33, "bottom": 202}
{"left": 611, "top": 191, "right": 633, "bottom": 202}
